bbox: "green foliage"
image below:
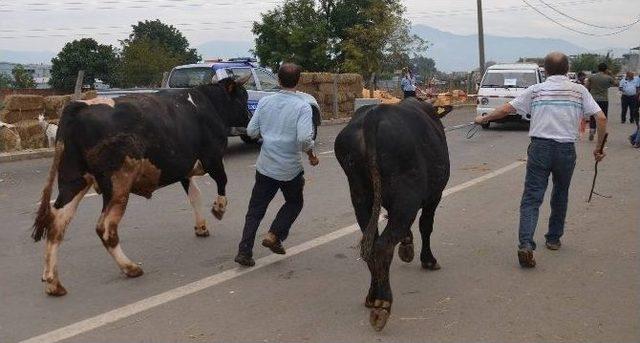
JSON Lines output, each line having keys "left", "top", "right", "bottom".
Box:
{"left": 411, "top": 56, "right": 437, "bottom": 82}
{"left": 571, "top": 53, "right": 621, "bottom": 75}
{"left": 253, "top": 0, "right": 427, "bottom": 78}
{"left": 117, "top": 38, "right": 183, "bottom": 88}
{"left": 49, "top": 38, "right": 118, "bottom": 91}
{"left": 11, "top": 64, "right": 36, "bottom": 89}
{"left": 117, "top": 20, "right": 200, "bottom": 87}
{"left": 253, "top": 0, "right": 332, "bottom": 72}
{"left": 0, "top": 73, "right": 12, "bottom": 89}
{"left": 122, "top": 20, "right": 199, "bottom": 64}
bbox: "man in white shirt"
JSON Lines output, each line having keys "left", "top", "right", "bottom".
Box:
{"left": 235, "top": 63, "right": 319, "bottom": 267}
{"left": 475, "top": 52, "right": 608, "bottom": 268}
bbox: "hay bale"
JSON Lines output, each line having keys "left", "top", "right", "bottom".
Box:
{"left": 44, "top": 95, "right": 73, "bottom": 119}
{"left": 318, "top": 83, "right": 335, "bottom": 94}
{"left": 0, "top": 126, "right": 21, "bottom": 152}
{"left": 0, "top": 109, "right": 43, "bottom": 124}
{"left": 337, "top": 73, "right": 362, "bottom": 84}
{"left": 300, "top": 73, "right": 315, "bottom": 85}
{"left": 314, "top": 73, "right": 335, "bottom": 83}
{"left": 339, "top": 101, "right": 354, "bottom": 113}
{"left": 3, "top": 95, "right": 44, "bottom": 111}
{"left": 14, "top": 120, "right": 46, "bottom": 149}
{"left": 81, "top": 90, "right": 98, "bottom": 100}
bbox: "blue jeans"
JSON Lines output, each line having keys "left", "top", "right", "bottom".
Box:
{"left": 519, "top": 138, "right": 576, "bottom": 250}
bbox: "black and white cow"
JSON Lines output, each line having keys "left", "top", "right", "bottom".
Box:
{"left": 334, "top": 98, "right": 453, "bottom": 331}
{"left": 32, "top": 77, "right": 250, "bottom": 296}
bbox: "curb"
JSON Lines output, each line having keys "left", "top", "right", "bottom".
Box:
{"left": 0, "top": 148, "right": 55, "bottom": 163}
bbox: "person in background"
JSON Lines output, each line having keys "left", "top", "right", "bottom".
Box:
{"left": 401, "top": 68, "right": 417, "bottom": 99}
{"left": 234, "top": 63, "right": 319, "bottom": 267}
{"left": 586, "top": 63, "right": 617, "bottom": 140}
{"left": 475, "top": 52, "right": 607, "bottom": 268}
{"left": 576, "top": 71, "right": 587, "bottom": 86}
{"left": 619, "top": 71, "right": 639, "bottom": 124}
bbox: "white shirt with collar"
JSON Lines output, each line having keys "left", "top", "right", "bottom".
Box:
{"left": 509, "top": 75, "right": 602, "bottom": 143}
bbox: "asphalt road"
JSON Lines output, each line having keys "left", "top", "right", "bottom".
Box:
{"left": 1, "top": 103, "right": 638, "bottom": 343}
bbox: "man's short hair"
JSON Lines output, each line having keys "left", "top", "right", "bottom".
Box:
{"left": 278, "top": 63, "right": 302, "bottom": 88}
{"left": 598, "top": 63, "right": 608, "bottom": 72}
{"left": 544, "top": 52, "right": 569, "bottom": 76}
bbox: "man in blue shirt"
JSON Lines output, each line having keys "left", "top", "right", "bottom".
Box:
{"left": 400, "top": 68, "right": 417, "bottom": 99}
{"left": 619, "top": 71, "right": 639, "bottom": 124}
{"left": 235, "top": 63, "right": 319, "bottom": 267}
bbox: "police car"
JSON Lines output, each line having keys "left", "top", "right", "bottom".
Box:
{"left": 166, "top": 58, "right": 321, "bottom": 143}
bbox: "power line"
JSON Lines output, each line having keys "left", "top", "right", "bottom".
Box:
{"left": 537, "top": 0, "right": 640, "bottom": 29}
{"left": 521, "top": 0, "right": 640, "bottom": 36}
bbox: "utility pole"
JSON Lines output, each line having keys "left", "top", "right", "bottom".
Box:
{"left": 477, "top": 0, "right": 486, "bottom": 77}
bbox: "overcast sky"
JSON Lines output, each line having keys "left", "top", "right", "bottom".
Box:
{"left": 1, "top": 0, "right": 638, "bottom": 52}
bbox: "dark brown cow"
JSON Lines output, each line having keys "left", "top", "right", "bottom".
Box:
{"left": 335, "top": 98, "right": 452, "bottom": 331}
{"left": 32, "top": 77, "right": 249, "bottom": 296}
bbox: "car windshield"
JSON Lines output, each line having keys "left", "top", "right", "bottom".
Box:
{"left": 224, "top": 68, "right": 257, "bottom": 90}
{"left": 254, "top": 68, "right": 280, "bottom": 91}
{"left": 481, "top": 71, "right": 537, "bottom": 88}
{"left": 168, "top": 67, "right": 215, "bottom": 88}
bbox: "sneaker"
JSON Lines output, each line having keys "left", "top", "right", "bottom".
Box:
{"left": 517, "top": 248, "right": 536, "bottom": 268}
{"left": 262, "top": 232, "right": 286, "bottom": 254}
{"left": 234, "top": 253, "right": 255, "bottom": 267}
{"left": 545, "top": 241, "right": 562, "bottom": 250}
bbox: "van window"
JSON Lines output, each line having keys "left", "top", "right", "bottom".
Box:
{"left": 168, "top": 67, "right": 215, "bottom": 88}
{"left": 255, "top": 68, "right": 280, "bottom": 91}
{"left": 481, "top": 71, "right": 537, "bottom": 88}
{"left": 224, "top": 68, "right": 257, "bottom": 90}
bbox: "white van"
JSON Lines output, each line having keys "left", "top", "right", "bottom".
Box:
{"left": 476, "top": 63, "right": 545, "bottom": 128}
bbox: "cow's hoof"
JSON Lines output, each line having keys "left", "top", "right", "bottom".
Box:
{"left": 421, "top": 260, "right": 441, "bottom": 270}
{"left": 398, "top": 243, "right": 415, "bottom": 263}
{"left": 123, "top": 264, "right": 144, "bottom": 278}
{"left": 194, "top": 225, "right": 210, "bottom": 237}
{"left": 364, "top": 295, "right": 375, "bottom": 308}
{"left": 45, "top": 281, "right": 67, "bottom": 297}
{"left": 211, "top": 197, "right": 227, "bottom": 220}
{"left": 369, "top": 300, "right": 391, "bottom": 331}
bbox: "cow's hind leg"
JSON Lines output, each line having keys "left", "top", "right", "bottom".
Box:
{"left": 398, "top": 230, "right": 414, "bottom": 263}
{"left": 419, "top": 196, "right": 443, "bottom": 270}
{"left": 368, "top": 212, "right": 417, "bottom": 331}
{"left": 203, "top": 155, "right": 228, "bottom": 220}
{"left": 181, "top": 178, "right": 209, "bottom": 237}
{"left": 43, "top": 176, "right": 91, "bottom": 296}
{"left": 96, "top": 176, "right": 143, "bottom": 278}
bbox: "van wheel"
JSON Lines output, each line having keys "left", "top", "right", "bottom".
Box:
{"left": 481, "top": 122, "right": 491, "bottom": 129}
{"left": 240, "top": 135, "right": 260, "bottom": 144}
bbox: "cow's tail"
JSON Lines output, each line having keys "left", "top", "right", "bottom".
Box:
{"left": 360, "top": 110, "right": 383, "bottom": 262}
{"left": 32, "top": 101, "right": 86, "bottom": 242}
{"left": 32, "top": 143, "right": 63, "bottom": 242}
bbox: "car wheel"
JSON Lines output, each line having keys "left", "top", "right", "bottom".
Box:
{"left": 240, "top": 134, "right": 261, "bottom": 144}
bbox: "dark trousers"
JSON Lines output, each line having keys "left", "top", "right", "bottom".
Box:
{"left": 621, "top": 95, "right": 639, "bottom": 123}
{"left": 590, "top": 100, "right": 608, "bottom": 129}
{"left": 238, "top": 171, "right": 304, "bottom": 256}
{"left": 519, "top": 138, "right": 576, "bottom": 250}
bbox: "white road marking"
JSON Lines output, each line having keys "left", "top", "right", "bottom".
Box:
{"left": 20, "top": 160, "right": 525, "bottom": 343}
{"left": 37, "top": 192, "right": 99, "bottom": 205}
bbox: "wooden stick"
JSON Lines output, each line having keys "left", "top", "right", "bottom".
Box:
{"left": 588, "top": 132, "right": 608, "bottom": 203}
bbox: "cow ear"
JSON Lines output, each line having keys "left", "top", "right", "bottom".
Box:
{"left": 225, "top": 80, "right": 236, "bottom": 94}
{"left": 434, "top": 105, "right": 453, "bottom": 118}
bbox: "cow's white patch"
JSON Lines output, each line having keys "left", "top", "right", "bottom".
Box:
{"left": 108, "top": 244, "right": 135, "bottom": 270}
{"left": 187, "top": 93, "right": 197, "bottom": 108}
{"left": 187, "top": 178, "right": 206, "bottom": 229}
{"left": 77, "top": 97, "right": 115, "bottom": 107}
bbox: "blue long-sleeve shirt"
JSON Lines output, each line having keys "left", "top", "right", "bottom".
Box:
{"left": 247, "top": 90, "right": 315, "bottom": 181}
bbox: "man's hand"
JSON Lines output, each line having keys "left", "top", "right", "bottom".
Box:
{"left": 474, "top": 115, "right": 488, "bottom": 125}
{"left": 593, "top": 148, "right": 606, "bottom": 162}
{"left": 307, "top": 151, "right": 319, "bottom": 166}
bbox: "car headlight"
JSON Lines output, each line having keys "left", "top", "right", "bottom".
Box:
{"left": 480, "top": 97, "right": 489, "bottom": 105}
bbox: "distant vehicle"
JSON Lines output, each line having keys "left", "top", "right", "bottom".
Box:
{"left": 166, "top": 58, "right": 321, "bottom": 143}
{"left": 476, "top": 63, "right": 544, "bottom": 129}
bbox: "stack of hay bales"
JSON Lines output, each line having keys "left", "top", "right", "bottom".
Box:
{"left": 0, "top": 95, "right": 47, "bottom": 149}
{"left": 297, "top": 73, "right": 363, "bottom": 120}
{"left": 0, "top": 125, "right": 22, "bottom": 152}
{"left": 44, "top": 94, "right": 73, "bottom": 119}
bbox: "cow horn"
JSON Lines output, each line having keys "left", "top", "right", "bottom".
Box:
{"left": 236, "top": 74, "right": 251, "bottom": 86}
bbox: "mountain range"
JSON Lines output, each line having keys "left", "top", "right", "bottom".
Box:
{"left": 1, "top": 25, "right": 630, "bottom": 72}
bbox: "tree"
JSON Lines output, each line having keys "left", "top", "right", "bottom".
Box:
{"left": 117, "top": 38, "right": 182, "bottom": 88}
{"left": 253, "top": 0, "right": 332, "bottom": 72}
{"left": 411, "top": 56, "right": 437, "bottom": 82}
{"left": 11, "top": 65, "right": 36, "bottom": 89}
{"left": 0, "top": 73, "right": 12, "bottom": 89}
{"left": 50, "top": 38, "right": 118, "bottom": 91}
{"left": 570, "top": 53, "right": 621, "bottom": 75}
{"left": 122, "top": 20, "right": 199, "bottom": 65}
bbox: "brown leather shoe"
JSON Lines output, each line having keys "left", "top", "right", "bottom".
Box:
{"left": 518, "top": 248, "right": 536, "bottom": 268}
{"left": 262, "top": 232, "right": 286, "bottom": 254}
{"left": 545, "top": 241, "right": 561, "bottom": 250}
